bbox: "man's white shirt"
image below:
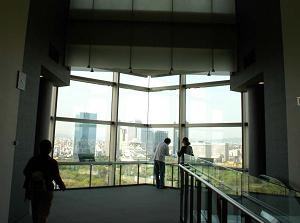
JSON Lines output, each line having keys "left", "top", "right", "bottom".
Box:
{"left": 154, "top": 142, "right": 169, "bottom": 162}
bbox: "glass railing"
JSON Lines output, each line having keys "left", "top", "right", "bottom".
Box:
{"left": 183, "top": 154, "right": 300, "bottom": 223}
{"left": 57, "top": 161, "right": 179, "bottom": 189}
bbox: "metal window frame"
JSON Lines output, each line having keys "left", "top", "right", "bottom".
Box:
{"left": 53, "top": 72, "right": 244, "bottom": 167}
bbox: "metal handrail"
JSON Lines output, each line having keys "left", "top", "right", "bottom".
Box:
{"left": 179, "top": 164, "right": 266, "bottom": 223}
{"left": 188, "top": 165, "right": 235, "bottom": 193}
{"left": 58, "top": 161, "right": 178, "bottom": 166}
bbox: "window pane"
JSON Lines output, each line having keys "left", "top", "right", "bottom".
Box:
{"left": 54, "top": 121, "right": 110, "bottom": 162}
{"left": 91, "top": 165, "right": 112, "bottom": 187}
{"left": 71, "top": 67, "right": 114, "bottom": 82}
{"left": 117, "top": 126, "right": 148, "bottom": 161}
{"left": 149, "top": 75, "right": 179, "bottom": 87}
{"left": 188, "top": 127, "right": 242, "bottom": 167}
{"left": 120, "top": 73, "right": 149, "bottom": 87}
{"left": 149, "top": 90, "right": 179, "bottom": 124}
{"left": 56, "top": 80, "right": 112, "bottom": 121}
{"left": 120, "top": 164, "right": 139, "bottom": 185}
{"left": 59, "top": 165, "right": 90, "bottom": 188}
{"left": 186, "top": 85, "right": 241, "bottom": 123}
{"left": 118, "top": 88, "right": 148, "bottom": 124}
{"left": 139, "top": 164, "right": 154, "bottom": 184}
{"left": 186, "top": 72, "right": 230, "bottom": 84}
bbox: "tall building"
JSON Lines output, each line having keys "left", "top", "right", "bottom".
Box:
{"left": 74, "top": 112, "right": 97, "bottom": 156}
{"left": 173, "top": 128, "right": 179, "bottom": 155}
{"left": 154, "top": 131, "right": 168, "bottom": 149}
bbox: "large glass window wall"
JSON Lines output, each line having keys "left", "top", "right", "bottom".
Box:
{"left": 118, "top": 88, "right": 148, "bottom": 124}
{"left": 148, "top": 90, "right": 179, "bottom": 124}
{"left": 188, "top": 127, "right": 242, "bottom": 168}
{"left": 56, "top": 80, "right": 112, "bottom": 121}
{"left": 186, "top": 85, "right": 241, "bottom": 123}
{"left": 53, "top": 69, "right": 243, "bottom": 170}
{"left": 54, "top": 121, "right": 110, "bottom": 162}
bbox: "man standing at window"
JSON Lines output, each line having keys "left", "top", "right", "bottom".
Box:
{"left": 153, "top": 138, "right": 171, "bottom": 189}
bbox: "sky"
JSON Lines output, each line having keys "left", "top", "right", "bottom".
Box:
{"left": 55, "top": 70, "right": 241, "bottom": 141}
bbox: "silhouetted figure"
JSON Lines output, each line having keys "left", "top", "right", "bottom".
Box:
{"left": 177, "top": 137, "right": 194, "bottom": 164}
{"left": 153, "top": 138, "right": 171, "bottom": 189}
{"left": 23, "top": 139, "right": 66, "bottom": 223}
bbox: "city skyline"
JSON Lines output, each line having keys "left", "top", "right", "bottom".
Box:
{"left": 54, "top": 71, "right": 242, "bottom": 166}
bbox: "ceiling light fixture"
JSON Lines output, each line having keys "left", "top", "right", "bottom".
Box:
{"left": 210, "top": 0, "right": 215, "bottom": 74}
{"left": 87, "top": 0, "right": 95, "bottom": 72}
{"left": 169, "top": 0, "right": 174, "bottom": 75}
{"left": 128, "top": 0, "right": 134, "bottom": 75}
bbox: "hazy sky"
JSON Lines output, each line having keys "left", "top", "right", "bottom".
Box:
{"left": 55, "top": 70, "right": 241, "bottom": 141}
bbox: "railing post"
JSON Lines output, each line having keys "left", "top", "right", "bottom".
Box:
{"left": 137, "top": 163, "right": 140, "bottom": 185}
{"left": 119, "top": 164, "right": 122, "bottom": 185}
{"left": 207, "top": 187, "right": 212, "bottom": 223}
{"left": 217, "top": 195, "right": 228, "bottom": 223}
{"left": 171, "top": 165, "right": 174, "bottom": 188}
{"left": 190, "top": 176, "right": 194, "bottom": 223}
{"left": 196, "top": 180, "right": 201, "bottom": 223}
{"left": 244, "top": 214, "right": 252, "bottom": 223}
{"left": 89, "top": 163, "right": 92, "bottom": 188}
{"left": 184, "top": 172, "right": 189, "bottom": 223}
{"left": 221, "top": 198, "right": 228, "bottom": 223}
{"left": 180, "top": 168, "right": 184, "bottom": 222}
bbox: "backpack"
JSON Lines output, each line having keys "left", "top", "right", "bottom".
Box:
{"left": 28, "top": 171, "right": 47, "bottom": 192}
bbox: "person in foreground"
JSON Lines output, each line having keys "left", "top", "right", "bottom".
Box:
{"left": 23, "top": 139, "right": 66, "bottom": 223}
{"left": 177, "top": 137, "right": 194, "bottom": 164}
{"left": 153, "top": 137, "right": 171, "bottom": 189}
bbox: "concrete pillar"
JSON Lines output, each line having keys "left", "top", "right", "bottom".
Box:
{"left": 248, "top": 85, "right": 266, "bottom": 176}
{"left": 34, "top": 78, "right": 54, "bottom": 154}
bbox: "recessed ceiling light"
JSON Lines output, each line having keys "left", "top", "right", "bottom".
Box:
{"left": 258, "top": 81, "right": 264, "bottom": 85}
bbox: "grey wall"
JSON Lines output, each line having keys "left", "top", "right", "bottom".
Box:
{"left": 280, "top": 0, "right": 300, "bottom": 190}
{"left": 231, "top": 0, "right": 289, "bottom": 183}
{"left": 68, "top": 21, "right": 236, "bottom": 49}
{"left": 8, "top": 0, "right": 70, "bottom": 222}
{"left": 0, "top": 1, "right": 29, "bottom": 222}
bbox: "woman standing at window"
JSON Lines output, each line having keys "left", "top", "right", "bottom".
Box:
{"left": 177, "top": 137, "right": 194, "bottom": 164}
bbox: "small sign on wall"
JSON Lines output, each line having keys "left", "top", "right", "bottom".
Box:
{"left": 17, "top": 71, "right": 26, "bottom": 91}
{"left": 297, "top": 97, "right": 300, "bottom": 106}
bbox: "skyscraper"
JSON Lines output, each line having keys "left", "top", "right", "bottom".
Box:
{"left": 173, "top": 128, "right": 179, "bottom": 155}
{"left": 154, "top": 130, "right": 168, "bottom": 148}
{"left": 74, "top": 112, "right": 97, "bottom": 157}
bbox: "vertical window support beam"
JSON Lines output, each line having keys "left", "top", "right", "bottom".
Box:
{"left": 109, "top": 72, "right": 120, "bottom": 185}
{"left": 179, "top": 74, "right": 186, "bottom": 154}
